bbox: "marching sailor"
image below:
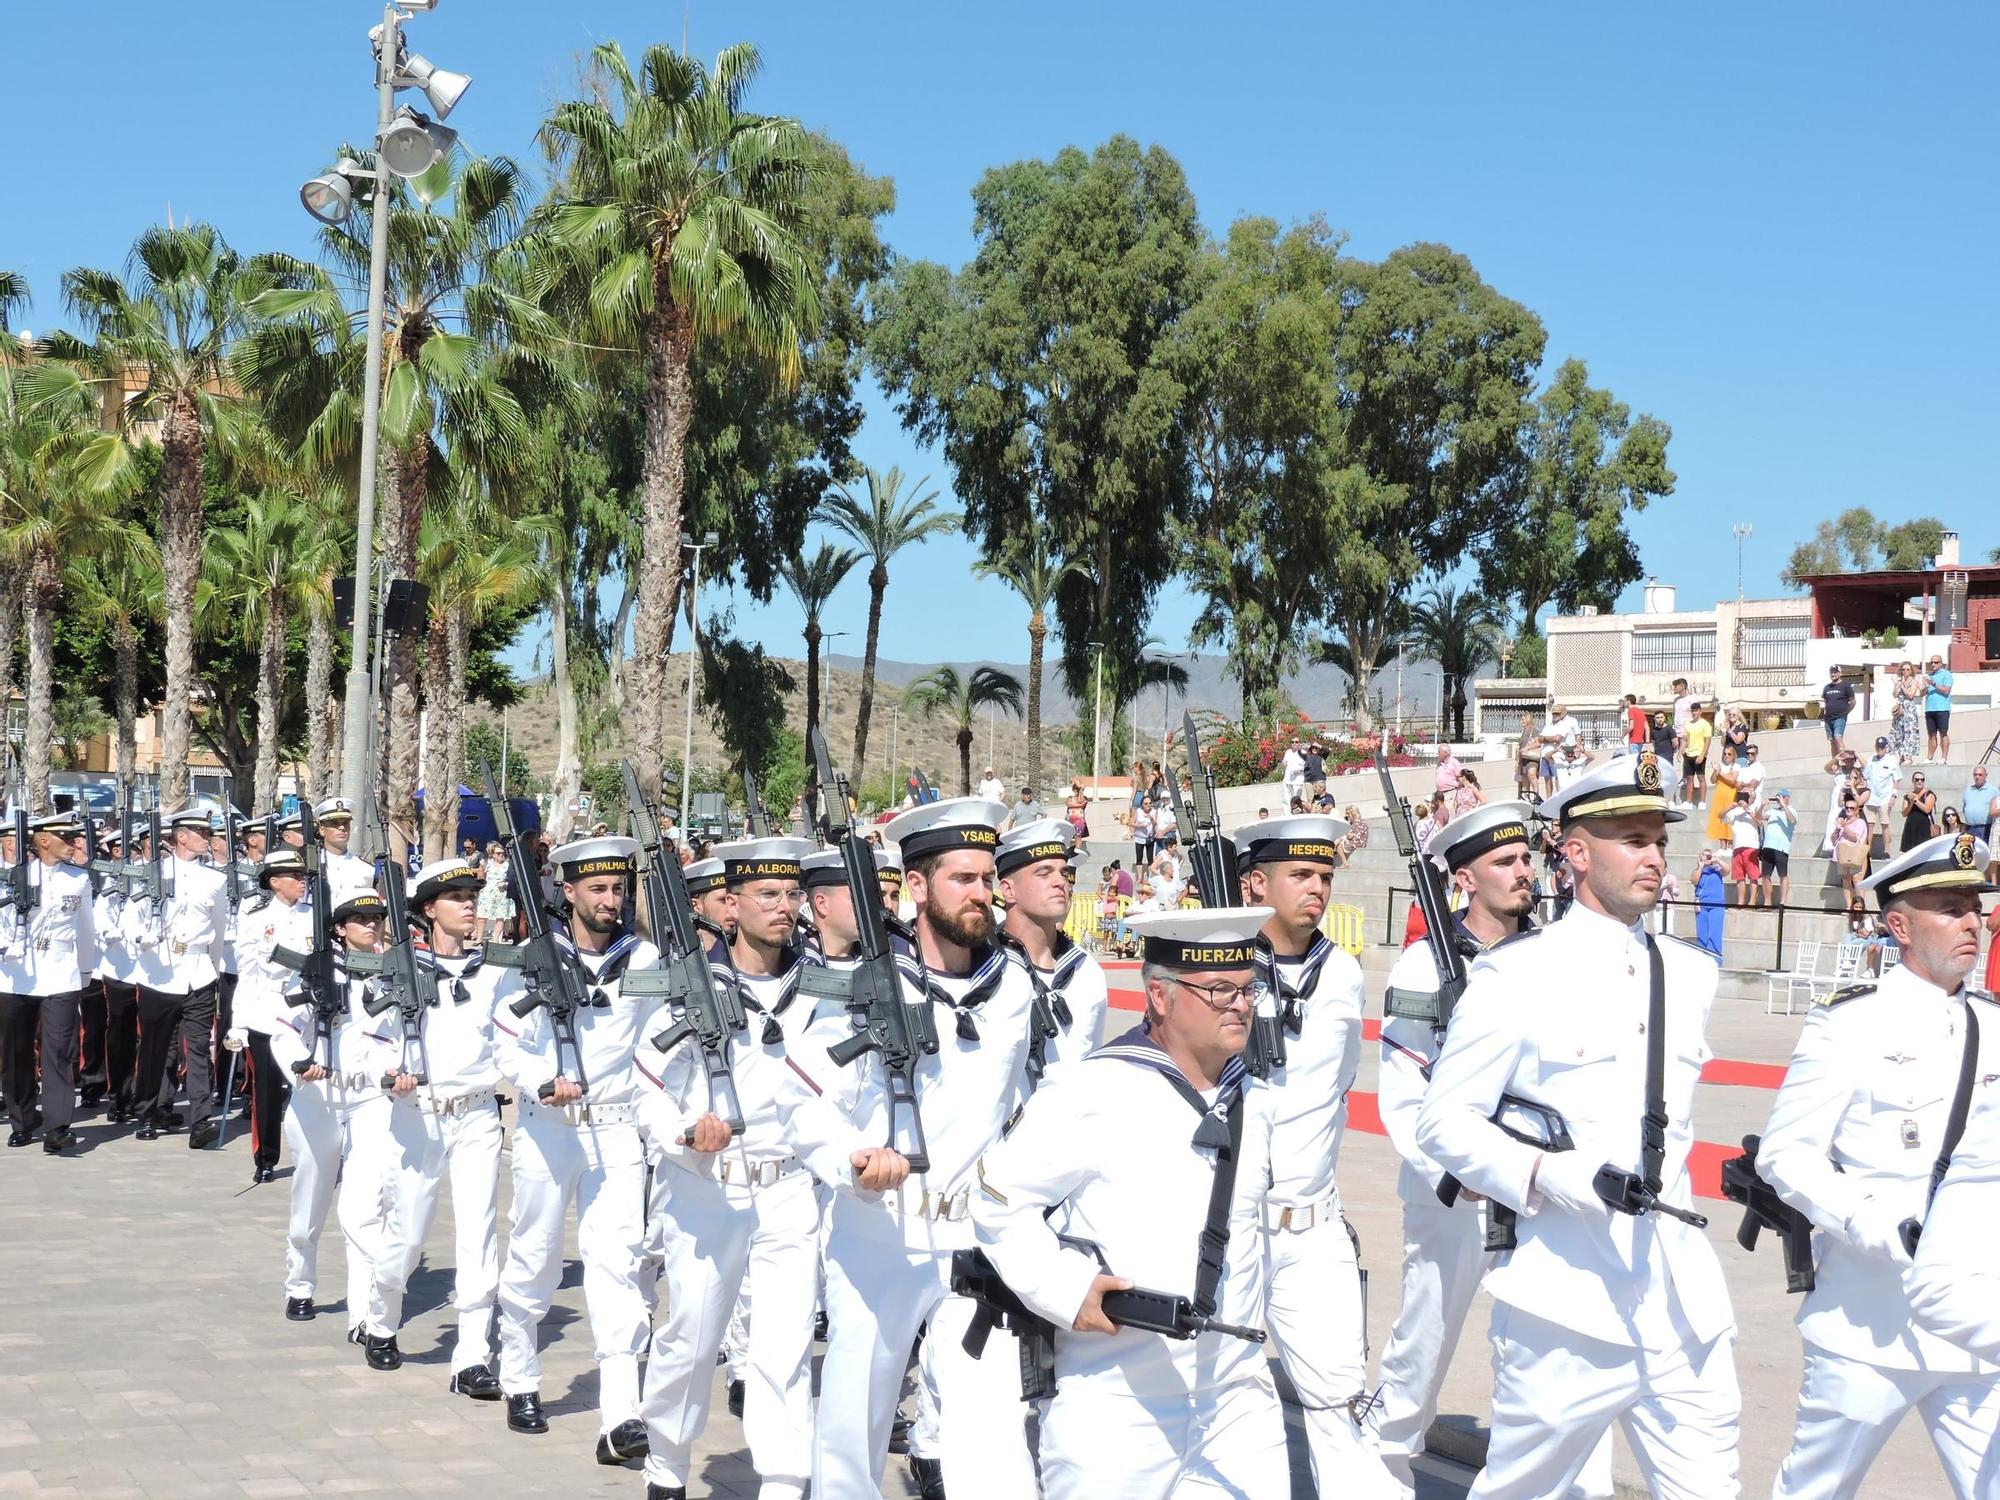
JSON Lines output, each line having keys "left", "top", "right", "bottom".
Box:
{"left": 684, "top": 856, "right": 737, "bottom": 940}
{"left": 91, "top": 825, "right": 146, "bottom": 1125}
{"left": 781, "top": 796, "right": 1040, "bottom": 1498}
{"left": 971, "top": 907, "right": 1289, "bottom": 1496}
{"left": 313, "top": 798, "right": 379, "bottom": 902}
{"left": 226, "top": 846, "right": 315, "bottom": 1183}
{"left": 801, "top": 847, "right": 860, "bottom": 964}
{"left": 1416, "top": 754, "right": 1741, "bottom": 1498}
{"left": 636, "top": 837, "right": 821, "bottom": 1500}
{"left": 1759, "top": 830, "right": 2000, "bottom": 1499}
{"left": 491, "top": 835, "right": 662, "bottom": 1461}
{"left": 1907, "top": 1086, "right": 2000, "bottom": 1366}
{"left": 995, "top": 818, "right": 1108, "bottom": 1082}
{"left": 373, "top": 857, "right": 516, "bottom": 1403}
{"left": 128, "top": 809, "right": 231, "bottom": 1146}
{"left": 269, "top": 884, "right": 401, "bottom": 1358}
{"left": 0, "top": 814, "right": 99, "bottom": 1153}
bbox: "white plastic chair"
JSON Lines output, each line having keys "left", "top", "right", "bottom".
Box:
{"left": 1765, "top": 939, "right": 1824, "bottom": 1016}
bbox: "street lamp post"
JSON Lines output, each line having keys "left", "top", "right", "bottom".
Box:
{"left": 1088, "top": 641, "right": 1104, "bottom": 787}
{"left": 1733, "top": 522, "right": 1753, "bottom": 603}
{"left": 679, "top": 532, "right": 718, "bottom": 836}
{"left": 821, "top": 630, "right": 849, "bottom": 742}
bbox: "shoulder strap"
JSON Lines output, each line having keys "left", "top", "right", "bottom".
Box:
{"left": 1190, "top": 1082, "right": 1247, "bottom": 1319}
{"left": 1924, "top": 1001, "right": 1982, "bottom": 1212}
{"left": 1642, "top": 936, "right": 1668, "bottom": 1196}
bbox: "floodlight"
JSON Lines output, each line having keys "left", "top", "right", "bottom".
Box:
{"left": 399, "top": 54, "right": 471, "bottom": 118}
{"left": 299, "top": 157, "right": 371, "bottom": 226}
{"left": 379, "top": 107, "right": 457, "bottom": 178}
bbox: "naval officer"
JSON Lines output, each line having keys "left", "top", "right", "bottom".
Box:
{"left": 0, "top": 814, "right": 100, "bottom": 1152}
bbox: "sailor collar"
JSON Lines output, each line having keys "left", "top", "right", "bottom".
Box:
{"left": 896, "top": 941, "right": 1011, "bottom": 1042}
{"left": 1092, "top": 1022, "right": 1246, "bottom": 1149}
{"left": 1258, "top": 931, "right": 1334, "bottom": 1034}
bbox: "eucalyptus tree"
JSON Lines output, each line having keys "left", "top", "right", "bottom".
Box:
{"left": 822, "top": 465, "right": 955, "bottom": 770}
{"left": 973, "top": 529, "right": 1085, "bottom": 796}
{"left": 55, "top": 224, "right": 268, "bottom": 807}
{"left": 903, "top": 665, "right": 1025, "bottom": 797}
{"left": 778, "top": 540, "right": 860, "bottom": 750}
{"left": 535, "top": 40, "right": 823, "bottom": 797}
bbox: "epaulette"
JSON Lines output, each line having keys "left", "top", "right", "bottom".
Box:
{"left": 1824, "top": 983, "right": 1878, "bottom": 1007}
{"left": 1660, "top": 932, "right": 1719, "bottom": 964}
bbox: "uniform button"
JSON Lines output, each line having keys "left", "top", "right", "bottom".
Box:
{"left": 1575, "top": 1047, "right": 1585, "bottom": 1058}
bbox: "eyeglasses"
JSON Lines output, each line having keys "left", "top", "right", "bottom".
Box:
{"left": 741, "top": 887, "right": 797, "bottom": 908}
{"left": 1163, "top": 975, "right": 1269, "bottom": 1012}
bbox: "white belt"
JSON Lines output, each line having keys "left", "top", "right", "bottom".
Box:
{"left": 31, "top": 938, "right": 76, "bottom": 954}
{"left": 526, "top": 1097, "right": 639, "bottom": 1128}
{"left": 1263, "top": 1190, "right": 1342, "bottom": 1234}
{"left": 409, "top": 1088, "right": 497, "bottom": 1118}
{"left": 898, "top": 1185, "right": 972, "bottom": 1223}
{"left": 324, "top": 1070, "right": 377, "bottom": 1093}
{"left": 719, "top": 1155, "right": 805, "bottom": 1187}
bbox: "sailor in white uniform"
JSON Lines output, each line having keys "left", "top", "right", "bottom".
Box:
{"left": 1416, "top": 754, "right": 1740, "bottom": 1499}
{"left": 372, "top": 857, "right": 517, "bottom": 1403}
{"left": 128, "top": 809, "right": 231, "bottom": 1145}
{"left": 684, "top": 857, "right": 737, "bottom": 939}
{"left": 226, "top": 846, "right": 316, "bottom": 1183}
{"left": 90, "top": 825, "right": 147, "bottom": 1125}
{"left": 1229, "top": 813, "right": 1385, "bottom": 1494}
{"left": 1907, "top": 1089, "right": 2000, "bottom": 1367}
{"left": 972, "top": 907, "right": 1289, "bottom": 1498}
{"left": 490, "top": 835, "right": 663, "bottom": 1462}
{"left": 995, "top": 818, "right": 1109, "bottom": 1082}
{"left": 269, "top": 885, "right": 401, "bottom": 1354}
{"left": 1759, "top": 831, "right": 2000, "bottom": 1499}
{"left": 780, "top": 796, "right": 1039, "bottom": 1499}
{"left": 636, "top": 836, "right": 821, "bottom": 1500}
{"left": 0, "top": 814, "right": 100, "bottom": 1152}
{"left": 313, "top": 797, "right": 379, "bottom": 903}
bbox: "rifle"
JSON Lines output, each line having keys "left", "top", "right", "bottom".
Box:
{"left": 913, "top": 768, "right": 937, "bottom": 805}
{"left": 91, "top": 804, "right": 132, "bottom": 900}
{"left": 131, "top": 808, "right": 173, "bottom": 918}
{"left": 274, "top": 802, "right": 344, "bottom": 1077}
{"left": 620, "top": 759, "right": 748, "bottom": 1133}
{"left": 740, "top": 766, "right": 776, "bottom": 838}
{"left": 810, "top": 727, "right": 938, "bottom": 1172}
{"left": 1, "top": 807, "right": 36, "bottom": 942}
{"left": 1719, "top": 1134, "right": 1816, "bottom": 1292}
{"left": 1593, "top": 1165, "right": 1710, "bottom": 1229}
{"left": 479, "top": 762, "right": 591, "bottom": 1098}
{"left": 222, "top": 808, "right": 246, "bottom": 919}
{"left": 1480, "top": 1094, "right": 1575, "bottom": 1252}
{"left": 361, "top": 807, "right": 434, "bottom": 1088}
{"left": 80, "top": 807, "right": 103, "bottom": 898}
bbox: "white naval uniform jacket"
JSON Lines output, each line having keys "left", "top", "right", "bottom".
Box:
{"left": 92, "top": 886, "right": 143, "bottom": 986}
{"left": 1379, "top": 921, "right": 1510, "bottom": 1198}
{"left": 269, "top": 965, "right": 400, "bottom": 1099}
{"left": 637, "top": 944, "right": 807, "bottom": 1173}
{"left": 492, "top": 931, "right": 664, "bottom": 1113}
{"left": 229, "top": 894, "right": 316, "bottom": 1036}
{"left": 1759, "top": 963, "right": 2000, "bottom": 1374}
{"left": 323, "top": 850, "right": 379, "bottom": 903}
{"left": 398, "top": 947, "right": 517, "bottom": 1099}
{"left": 1415, "top": 901, "right": 1733, "bottom": 1350}
{"left": 127, "top": 856, "right": 229, "bottom": 994}
{"left": 972, "top": 1032, "right": 1274, "bottom": 1399}
{"left": 1026, "top": 937, "right": 1111, "bottom": 1084}
{"left": 0, "top": 860, "right": 100, "bottom": 995}
{"left": 1906, "top": 1095, "right": 2000, "bottom": 1363}
{"left": 780, "top": 943, "right": 1034, "bottom": 1251}
{"left": 1258, "top": 934, "right": 1366, "bottom": 1209}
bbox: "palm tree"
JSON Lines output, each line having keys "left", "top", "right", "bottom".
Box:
{"left": 821, "top": 465, "right": 955, "bottom": 770}
{"left": 241, "top": 153, "right": 540, "bottom": 833}
{"left": 974, "top": 532, "right": 1086, "bottom": 797}
{"left": 70, "top": 541, "right": 163, "bottom": 809}
{"left": 903, "top": 665, "right": 1026, "bottom": 796}
{"left": 206, "top": 489, "right": 343, "bottom": 813}
{"left": 0, "top": 357, "right": 141, "bottom": 811}
{"left": 0, "top": 271, "right": 39, "bottom": 799}
{"left": 779, "top": 541, "right": 861, "bottom": 750}
{"left": 535, "top": 40, "right": 822, "bottom": 796}
{"left": 55, "top": 224, "right": 266, "bottom": 808}
{"left": 1405, "top": 583, "right": 1504, "bottom": 742}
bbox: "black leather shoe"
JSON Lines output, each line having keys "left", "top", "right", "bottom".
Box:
{"left": 449, "top": 1364, "right": 501, "bottom": 1400}
{"left": 6, "top": 1129, "right": 30, "bottom": 1148}
{"left": 160, "top": 1110, "right": 184, "bottom": 1129}
{"left": 595, "top": 1418, "right": 648, "bottom": 1464}
{"left": 726, "top": 1378, "right": 745, "bottom": 1418}
{"left": 645, "top": 1487, "right": 687, "bottom": 1500}
{"left": 253, "top": 1165, "right": 277, "bottom": 1185}
{"left": 134, "top": 1122, "right": 159, "bottom": 1141}
{"left": 909, "top": 1455, "right": 948, "bottom": 1500}
{"left": 189, "top": 1118, "right": 220, "bottom": 1150}
{"left": 79, "top": 1086, "right": 104, "bottom": 1108}
{"left": 284, "top": 1297, "right": 315, "bottom": 1321}
{"left": 43, "top": 1128, "right": 74, "bottom": 1154}
{"left": 506, "top": 1392, "right": 548, "bottom": 1434}
{"left": 346, "top": 1326, "right": 366, "bottom": 1346}
{"left": 363, "top": 1333, "right": 402, "bottom": 1371}
{"left": 814, "top": 1309, "right": 829, "bottom": 1341}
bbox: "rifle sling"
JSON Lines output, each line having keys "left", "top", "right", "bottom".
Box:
{"left": 1642, "top": 936, "right": 1667, "bottom": 1196}
{"left": 1141, "top": 1068, "right": 1248, "bottom": 1322}
{"left": 1924, "top": 1001, "right": 1982, "bottom": 1213}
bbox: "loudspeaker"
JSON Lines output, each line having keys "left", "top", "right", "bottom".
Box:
{"left": 383, "top": 579, "right": 431, "bottom": 636}
{"left": 332, "top": 576, "right": 356, "bottom": 632}
{"left": 1985, "top": 616, "right": 2000, "bottom": 661}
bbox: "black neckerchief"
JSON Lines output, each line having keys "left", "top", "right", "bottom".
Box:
{"left": 739, "top": 948, "right": 814, "bottom": 1043}
{"left": 416, "top": 943, "right": 486, "bottom": 1005}
{"left": 897, "top": 941, "right": 1008, "bottom": 1042}
{"left": 1093, "top": 1023, "right": 1246, "bottom": 1149}
{"left": 1260, "top": 932, "right": 1333, "bottom": 1036}
{"left": 554, "top": 928, "right": 643, "bottom": 1006}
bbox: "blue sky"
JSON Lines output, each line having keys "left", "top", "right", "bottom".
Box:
{"left": 11, "top": 2, "right": 1995, "bottom": 676}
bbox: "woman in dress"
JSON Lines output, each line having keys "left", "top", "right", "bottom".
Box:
{"left": 1065, "top": 780, "right": 1090, "bottom": 839}
{"left": 1899, "top": 770, "right": 1939, "bottom": 851}
{"left": 1705, "top": 743, "right": 1743, "bottom": 844}
{"left": 1452, "top": 766, "right": 1486, "bottom": 817}
{"left": 1892, "top": 661, "right": 1925, "bottom": 760}
{"left": 474, "top": 841, "right": 515, "bottom": 944}
{"left": 1721, "top": 707, "right": 1751, "bottom": 760}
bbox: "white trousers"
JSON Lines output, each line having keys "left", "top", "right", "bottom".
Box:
{"left": 640, "top": 1162, "right": 820, "bottom": 1497}
{"left": 1263, "top": 1209, "right": 1392, "bottom": 1497}
{"left": 1772, "top": 1343, "right": 2000, "bottom": 1500}
{"left": 813, "top": 1229, "right": 1036, "bottom": 1499}
{"left": 495, "top": 1115, "right": 647, "bottom": 1430}
{"left": 911, "top": 1317, "right": 944, "bottom": 1460}
{"left": 376, "top": 1098, "right": 503, "bottom": 1368}
{"left": 1374, "top": 1187, "right": 1487, "bottom": 1475}
{"left": 1038, "top": 1373, "right": 1290, "bottom": 1499}
{"left": 1477, "top": 1303, "right": 1740, "bottom": 1500}
{"left": 283, "top": 1089, "right": 395, "bottom": 1331}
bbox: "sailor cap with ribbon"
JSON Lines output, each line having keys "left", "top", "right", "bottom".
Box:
{"left": 1861, "top": 830, "right": 1996, "bottom": 903}
{"left": 713, "top": 836, "right": 813, "bottom": 887}
{"left": 874, "top": 846, "right": 904, "bottom": 883}
{"left": 257, "top": 849, "right": 307, "bottom": 885}
{"left": 994, "top": 818, "right": 1077, "bottom": 879}
{"left": 550, "top": 835, "right": 639, "bottom": 883}
{"left": 30, "top": 813, "right": 83, "bottom": 837}
{"left": 800, "top": 848, "right": 849, "bottom": 890}
{"left": 1127, "top": 907, "right": 1275, "bottom": 970}
{"left": 1233, "top": 814, "right": 1349, "bottom": 870}
{"left": 411, "top": 857, "right": 482, "bottom": 904}
{"left": 683, "top": 857, "right": 726, "bottom": 896}
{"left": 1429, "top": 799, "right": 1537, "bottom": 872}
{"left": 167, "top": 808, "right": 216, "bottom": 834}
{"left": 313, "top": 796, "right": 356, "bottom": 823}
{"left": 331, "top": 891, "right": 388, "bottom": 925}
{"left": 883, "top": 797, "right": 1007, "bottom": 863}
{"left": 1540, "top": 751, "right": 1684, "bottom": 829}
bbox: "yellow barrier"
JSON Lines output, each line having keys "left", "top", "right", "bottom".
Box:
{"left": 1066, "top": 892, "right": 1365, "bottom": 959}
{"left": 1319, "top": 902, "right": 1365, "bottom": 956}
